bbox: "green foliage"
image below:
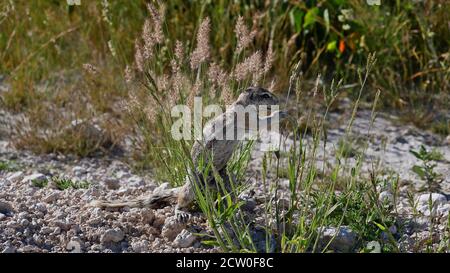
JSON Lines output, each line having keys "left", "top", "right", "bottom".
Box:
{"left": 51, "top": 176, "right": 90, "bottom": 190}
{"left": 0, "top": 160, "right": 19, "bottom": 172}
{"left": 410, "top": 145, "right": 443, "bottom": 192}
{"left": 31, "top": 178, "right": 48, "bottom": 188}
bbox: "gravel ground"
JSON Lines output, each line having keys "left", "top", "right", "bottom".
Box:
{"left": 1, "top": 99, "right": 449, "bottom": 252}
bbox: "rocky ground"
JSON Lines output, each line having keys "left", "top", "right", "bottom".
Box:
{"left": 0, "top": 99, "right": 449, "bottom": 253}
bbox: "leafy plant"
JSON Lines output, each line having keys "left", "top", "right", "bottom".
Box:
{"left": 410, "top": 145, "right": 443, "bottom": 192}
{"left": 51, "top": 176, "right": 90, "bottom": 190}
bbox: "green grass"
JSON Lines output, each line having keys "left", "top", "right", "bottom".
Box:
{"left": 32, "top": 176, "right": 89, "bottom": 190}
{"left": 31, "top": 178, "right": 48, "bottom": 188}
{"left": 0, "top": 160, "right": 19, "bottom": 172}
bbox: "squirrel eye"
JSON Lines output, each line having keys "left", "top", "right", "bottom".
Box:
{"left": 261, "top": 94, "right": 271, "bottom": 99}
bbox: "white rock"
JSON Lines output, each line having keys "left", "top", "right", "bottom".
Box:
{"left": 319, "top": 226, "right": 357, "bottom": 252}
{"left": 366, "top": 241, "right": 381, "bottom": 253}
{"left": 127, "top": 176, "right": 145, "bottom": 187}
{"left": 72, "top": 166, "right": 87, "bottom": 176}
{"left": 6, "top": 171, "right": 24, "bottom": 182}
{"left": 0, "top": 213, "right": 5, "bottom": 220}
{"left": 0, "top": 200, "right": 13, "bottom": 214}
{"left": 174, "top": 229, "right": 197, "bottom": 248}
{"left": 437, "top": 203, "right": 450, "bottom": 216}
{"left": 66, "top": 238, "right": 83, "bottom": 253}
{"left": 416, "top": 193, "right": 447, "bottom": 215}
{"left": 379, "top": 191, "right": 394, "bottom": 205}
{"left": 131, "top": 240, "right": 149, "bottom": 253}
{"left": 115, "top": 170, "right": 131, "bottom": 180}
{"left": 35, "top": 203, "right": 47, "bottom": 213}
{"left": 43, "top": 192, "right": 61, "bottom": 203}
{"left": 161, "top": 216, "right": 185, "bottom": 241}
{"left": 100, "top": 228, "right": 125, "bottom": 244}
{"left": 2, "top": 246, "right": 16, "bottom": 253}
{"left": 20, "top": 219, "right": 29, "bottom": 226}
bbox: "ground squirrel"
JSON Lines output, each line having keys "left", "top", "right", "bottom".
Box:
{"left": 90, "top": 86, "right": 286, "bottom": 221}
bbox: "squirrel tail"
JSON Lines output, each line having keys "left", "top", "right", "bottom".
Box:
{"left": 87, "top": 189, "right": 179, "bottom": 209}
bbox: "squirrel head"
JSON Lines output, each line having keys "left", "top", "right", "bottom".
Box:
{"left": 234, "top": 86, "right": 279, "bottom": 108}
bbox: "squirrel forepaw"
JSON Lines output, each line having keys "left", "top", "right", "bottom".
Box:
{"left": 175, "top": 207, "right": 192, "bottom": 223}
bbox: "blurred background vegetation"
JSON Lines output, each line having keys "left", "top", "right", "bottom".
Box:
{"left": 0, "top": 0, "right": 449, "bottom": 151}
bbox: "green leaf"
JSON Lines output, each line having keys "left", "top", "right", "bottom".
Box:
{"left": 303, "top": 7, "right": 319, "bottom": 29}
{"left": 412, "top": 165, "right": 425, "bottom": 179}
{"left": 373, "top": 221, "right": 386, "bottom": 231}
{"left": 289, "top": 8, "right": 304, "bottom": 33}
{"left": 327, "top": 40, "right": 337, "bottom": 51}
{"left": 202, "top": 240, "right": 220, "bottom": 247}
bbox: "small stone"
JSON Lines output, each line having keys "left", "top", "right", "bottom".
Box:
{"left": 0, "top": 213, "right": 5, "bottom": 220}
{"left": 131, "top": 240, "right": 149, "bottom": 253}
{"left": 173, "top": 229, "right": 197, "bottom": 248}
{"left": 141, "top": 208, "right": 154, "bottom": 224}
{"left": 161, "top": 216, "right": 185, "bottom": 241}
{"left": 20, "top": 219, "right": 29, "bottom": 226}
{"left": 87, "top": 217, "right": 102, "bottom": 226}
{"left": 366, "top": 241, "right": 381, "bottom": 253}
{"left": 20, "top": 245, "right": 35, "bottom": 252}
{"left": 379, "top": 191, "right": 394, "bottom": 205}
{"left": 103, "top": 179, "right": 120, "bottom": 190}
{"left": 0, "top": 200, "right": 13, "bottom": 214}
{"left": 67, "top": 238, "right": 83, "bottom": 253}
{"left": 6, "top": 171, "right": 24, "bottom": 182}
{"left": 416, "top": 193, "right": 447, "bottom": 215}
{"left": 115, "top": 170, "right": 131, "bottom": 180}
{"left": 319, "top": 226, "right": 357, "bottom": 252}
{"left": 43, "top": 192, "right": 61, "bottom": 203}
{"left": 72, "top": 166, "right": 87, "bottom": 176}
{"left": 35, "top": 203, "right": 47, "bottom": 213}
{"left": 40, "top": 227, "right": 53, "bottom": 235}
{"left": 2, "top": 246, "right": 16, "bottom": 253}
{"left": 100, "top": 228, "right": 125, "bottom": 244}
{"left": 127, "top": 176, "right": 145, "bottom": 187}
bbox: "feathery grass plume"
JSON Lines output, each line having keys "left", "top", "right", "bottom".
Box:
{"left": 82, "top": 63, "right": 98, "bottom": 76}
{"left": 125, "top": 92, "right": 140, "bottom": 116}
{"left": 234, "top": 50, "right": 263, "bottom": 82}
{"left": 142, "top": 19, "right": 154, "bottom": 60}
{"left": 174, "top": 40, "right": 184, "bottom": 62}
{"left": 107, "top": 40, "right": 117, "bottom": 57}
{"left": 313, "top": 74, "right": 321, "bottom": 97}
{"left": 124, "top": 65, "right": 133, "bottom": 83}
{"left": 208, "top": 62, "right": 228, "bottom": 89}
{"left": 134, "top": 39, "right": 144, "bottom": 72}
{"left": 264, "top": 39, "right": 274, "bottom": 74}
{"left": 221, "top": 85, "right": 234, "bottom": 106}
{"left": 170, "top": 61, "right": 183, "bottom": 105}
{"left": 144, "top": 103, "right": 157, "bottom": 124}
{"left": 190, "top": 17, "right": 211, "bottom": 70}
{"left": 157, "top": 74, "right": 169, "bottom": 92}
{"left": 187, "top": 80, "right": 201, "bottom": 109}
{"left": 235, "top": 16, "right": 257, "bottom": 54}
{"left": 268, "top": 79, "right": 276, "bottom": 92}
{"left": 101, "top": 0, "right": 112, "bottom": 26}
{"left": 146, "top": 3, "right": 164, "bottom": 44}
